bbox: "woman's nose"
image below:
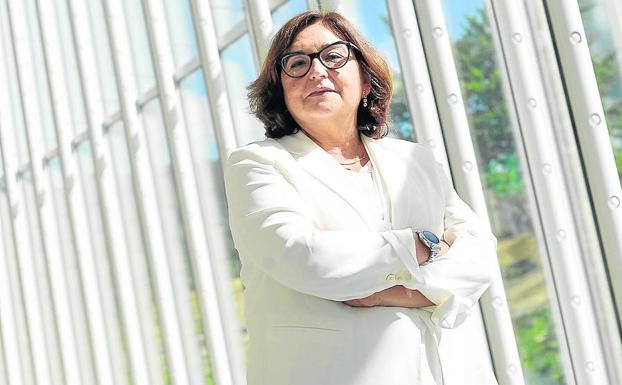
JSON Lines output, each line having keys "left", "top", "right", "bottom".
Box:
{"left": 308, "top": 57, "right": 328, "bottom": 79}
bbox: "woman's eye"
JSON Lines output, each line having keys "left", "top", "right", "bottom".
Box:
{"left": 288, "top": 58, "right": 308, "bottom": 69}
{"left": 324, "top": 52, "right": 345, "bottom": 62}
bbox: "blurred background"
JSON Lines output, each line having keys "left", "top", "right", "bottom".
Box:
{"left": 0, "top": 0, "right": 621, "bottom": 385}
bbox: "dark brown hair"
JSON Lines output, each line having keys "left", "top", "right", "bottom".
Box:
{"left": 247, "top": 11, "right": 393, "bottom": 139}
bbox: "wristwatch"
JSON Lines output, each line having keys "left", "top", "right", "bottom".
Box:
{"left": 417, "top": 230, "right": 441, "bottom": 265}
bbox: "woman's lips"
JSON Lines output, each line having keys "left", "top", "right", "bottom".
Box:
{"left": 308, "top": 88, "right": 335, "bottom": 97}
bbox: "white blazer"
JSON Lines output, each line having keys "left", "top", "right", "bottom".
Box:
{"left": 224, "top": 130, "right": 499, "bottom": 385}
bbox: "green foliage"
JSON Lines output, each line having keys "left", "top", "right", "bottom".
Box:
{"left": 453, "top": 9, "right": 515, "bottom": 165}
{"left": 592, "top": 48, "right": 622, "bottom": 181}
{"left": 452, "top": 9, "right": 563, "bottom": 384}
{"left": 451, "top": 10, "right": 527, "bottom": 204}
{"left": 484, "top": 153, "right": 524, "bottom": 198}
{"left": 516, "top": 307, "right": 564, "bottom": 385}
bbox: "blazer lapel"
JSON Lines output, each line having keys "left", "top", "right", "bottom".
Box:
{"left": 277, "top": 130, "right": 415, "bottom": 230}
{"left": 278, "top": 130, "right": 378, "bottom": 229}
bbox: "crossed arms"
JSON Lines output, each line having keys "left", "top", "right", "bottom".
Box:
{"left": 225, "top": 147, "right": 496, "bottom": 328}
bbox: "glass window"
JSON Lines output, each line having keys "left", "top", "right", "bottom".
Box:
{"left": 85, "top": 0, "right": 120, "bottom": 116}
{"left": 46, "top": 159, "right": 75, "bottom": 295}
{"left": 221, "top": 34, "right": 265, "bottom": 145}
{"left": 442, "top": 2, "right": 566, "bottom": 384}
{"left": 0, "top": 173, "right": 9, "bottom": 385}
{"left": 47, "top": 156, "right": 97, "bottom": 384}
{"left": 141, "top": 99, "right": 212, "bottom": 385}
{"left": 0, "top": 172, "right": 12, "bottom": 271}
{"left": 0, "top": 169, "right": 17, "bottom": 317}
{"left": 23, "top": 0, "right": 57, "bottom": 152}
{"left": 76, "top": 141, "right": 128, "bottom": 384}
{"left": 0, "top": 173, "right": 36, "bottom": 384}
{"left": 0, "top": 1, "right": 28, "bottom": 166}
{"left": 178, "top": 70, "right": 246, "bottom": 356}
{"left": 579, "top": 0, "right": 622, "bottom": 182}
{"left": 20, "top": 171, "right": 65, "bottom": 385}
{"left": 123, "top": 0, "right": 157, "bottom": 94}
{"left": 339, "top": 0, "right": 415, "bottom": 140}
{"left": 0, "top": 312, "right": 5, "bottom": 384}
{"left": 106, "top": 121, "right": 168, "bottom": 385}
{"left": 52, "top": 0, "right": 88, "bottom": 135}
{"left": 163, "top": 0, "right": 199, "bottom": 68}
{"left": 271, "top": 0, "right": 307, "bottom": 29}
{"left": 210, "top": 0, "right": 245, "bottom": 38}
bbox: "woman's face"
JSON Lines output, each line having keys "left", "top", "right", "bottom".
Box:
{"left": 280, "top": 23, "right": 369, "bottom": 131}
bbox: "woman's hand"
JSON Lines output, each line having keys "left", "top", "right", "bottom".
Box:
{"left": 342, "top": 294, "right": 382, "bottom": 307}
{"left": 343, "top": 235, "right": 450, "bottom": 308}
{"left": 343, "top": 285, "right": 434, "bottom": 308}
{"left": 414, "top": 231, "right": 451, "bottom": 265}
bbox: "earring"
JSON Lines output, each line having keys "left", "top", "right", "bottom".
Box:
{"left": 363, "top": 96, "right": 368, "bottom": 108}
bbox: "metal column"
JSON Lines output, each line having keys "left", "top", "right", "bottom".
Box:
{"left": 317, "top": 0, "right": 343, "bottom": 13}
{"left": 0, "top": 7, "right": 26, "bottom": 385}
{"left": 37, "top": 0, "right": 156, "bottom": 384}
{"left": 546, "top": 0, "right": 622, "bottom": 335}
{"left": 64, "top": 0, "right": 142, "bottom": 383}
{"left": 190, "top": 0, "right": 238, "bottom": 161}
{"left": 189, "top": 2, "right": 247, "bottom": 384}
{"left": 546, "top": 1, "right": 622, "bottom": 382}
{"left": 490, "top": 0, "right": 610, "bottom": 383}
{"left": 0, "top": 188, "right": 23, "bottom": 385}
{"left": 386, "top": 0, "right": 450, "bottom": 172}
{"left": 100, "top": 0, "right": 191, "bottom": 384}
{"left": 243, "top": 0, "right": 272, "bottom": 66}
{"left": 306, "top": 0, "right": 320, "bottom": 11}
{"left": 5, "top": 0, "right": 82, "bottom": 383}
{"left": 413, "top": 2, "right": 525, "bottom": 384}
{"left": 142, "top": 0, "right": 238, "bottom": 384}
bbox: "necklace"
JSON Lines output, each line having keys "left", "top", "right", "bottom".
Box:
{"left": 338, "top": 153, "right": 368, "bottom": 165}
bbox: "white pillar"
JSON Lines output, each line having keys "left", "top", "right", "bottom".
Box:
{"left": 190, "top": 0, "right": 238, "bottom": 160}
{"left": 546, "top": 1, "right": 622, "bottom": 382}
{"left": 188, "top": 2, "right": 248, "bottom": 385}
{"left": 99, "top": 1, "right": 195, "bottom": 384}
{"left": 0, "top": 163, "right": 24, "bottom": 385}
{"left": 0, "top": 6, "right": 27, "bottom": 384}
{"left": 413, "top": 2, "right": 526, "bottom": 384}
{"left": 64, "top": 0, "right": 145, "bottom": 383}
{"left": 306, "top": 0, "right": 320, "bottom": 11}
{"left": 36, "top": 0, "right": 156, "bottom": 384}
{"left": 243, "top": 0, "right": 272, "bottom": 65}
{"left": 546, "top": 0, "right": 622, "bottom": 331}
{"left": 5, "top": 1, "right": 82, "bottom": 383}
{"left": 490, "top": 0, "right": 610, "bottom": 383}
{"left": 142, "top": 0, "right": 239, "bottom": 384}
{"left": 386, "top": 0, "right": 450, "bottom": 173}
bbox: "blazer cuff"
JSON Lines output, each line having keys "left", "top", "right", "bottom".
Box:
{"left": 379, "top": 228, "right": 422, "bottom": 282}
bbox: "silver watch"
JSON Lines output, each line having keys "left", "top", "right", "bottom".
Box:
{"left": 417, "top": 230, "right": 441, "bottom": 265}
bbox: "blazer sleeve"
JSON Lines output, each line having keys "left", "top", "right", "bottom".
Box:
{"left": 413, "top": 161, "right": 496, "bottom": 329}
{"left": 224, "top": 146, "right": 423, "bottom": 301}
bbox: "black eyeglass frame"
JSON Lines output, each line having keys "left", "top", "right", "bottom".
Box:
{"left": 278, "top": 40, "right": 361, "bottom": 78}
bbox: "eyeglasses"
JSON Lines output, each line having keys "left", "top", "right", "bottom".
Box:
{"left": 279, "top": 41, "right": 360, "bottom": 78}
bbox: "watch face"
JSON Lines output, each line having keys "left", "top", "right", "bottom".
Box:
{"left": 421, "top": 230, "right": 440, "bottom": 244}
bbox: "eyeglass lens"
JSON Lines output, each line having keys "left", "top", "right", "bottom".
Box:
{"left": 281, "top": 42, "right": 351, "bottom": 78}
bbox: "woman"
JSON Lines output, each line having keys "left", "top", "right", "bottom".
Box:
{"left": 224, "top": 10, "right": 498, "bottom": 385}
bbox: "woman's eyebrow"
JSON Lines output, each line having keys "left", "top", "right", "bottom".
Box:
{"left": 283, "top": 41, "right": 340, "bottom": 55}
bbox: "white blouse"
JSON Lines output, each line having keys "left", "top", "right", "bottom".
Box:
{"left": 343, "top": 161, "right": 441, "bottom": 384}
{"left": 343, "top": 161, "right": 390, "bottom": 231}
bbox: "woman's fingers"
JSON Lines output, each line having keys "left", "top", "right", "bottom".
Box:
{"left": 440, "top": 239, "right": 451, "bottom": 256}
{"left": 343, "top": 294, "right": 381, "bottom": 307}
